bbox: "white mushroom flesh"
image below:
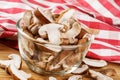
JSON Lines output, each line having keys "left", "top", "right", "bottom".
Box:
{"left": 68, "top": 75, "right": 82, "bottom": 80}
{"left": 57, "top": 9, "right": 75, "bottom": 24}
{"left": 8, "top": 64, "right": 31, "bottom": 80}
{"left": 83, "top": 58, "right": 107, "bottom": 67}
{"left": 89, "top": 69, "right": 113, "bottom": 80}
{"left": 0, "top": 54, "right": 21, "bottom": 69}
{"left": 38, "top": 23, "right": 64, "bottom": 45}
{"left": 71, "top": 64, "right": 89, "bottom": 74}
{"left": 61, "top": 22, "right": 81, "bottom": 44}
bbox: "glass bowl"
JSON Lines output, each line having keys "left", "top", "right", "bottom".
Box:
{"left": 16, "top": 19, "right": 93, "bottom": 75}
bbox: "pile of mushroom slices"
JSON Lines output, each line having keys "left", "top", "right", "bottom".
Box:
{"left": 20, "top": 7, "right": 100, "bottom": 72}
{"left": 21, "top": 7, "right": 99, "bottom": 46}
{"left": 0, "top": 54, "right": 31, "bottom": 80}
{"left": 48, "top": 58, "right": 116, "bottom": 80}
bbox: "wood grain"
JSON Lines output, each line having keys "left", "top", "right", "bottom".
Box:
{"left": 0, "top": 43, "right": 120, "bottom": 80}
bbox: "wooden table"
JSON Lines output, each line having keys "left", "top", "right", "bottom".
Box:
{"left": 0, "top": 43, "right": 120, "bottom": 80}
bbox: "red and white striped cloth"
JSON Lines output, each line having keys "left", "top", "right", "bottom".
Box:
{"left": 0, "top": 0, "right": 120, "bottom": 63}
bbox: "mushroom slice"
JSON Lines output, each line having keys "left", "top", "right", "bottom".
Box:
{"left": 22, "top": 10, "right": 33, "bottom": 27}
{"left": 34, "top": 7, "right": 53, "bottom": 24}
{"left": 7, "top": 64, "right": 31, "bottom": 80}
{"left": 0, "top": 54, "right": 21, "bottom": 69}
{"left": 38, "top": 23, "right": 64, "bottom": 45}
{"left": 48, "top": 76, "right": 57, "bottom": 80}
{"left": 56, "top": 9, "right": 75, "bottom": 24}
{"left": 83, "top": 58, "right": 107, "bottom": 67}
{"left": 68, "top": 75, "right": 82, "bottom": 80}
{"left": 89, "top": 69, "right": 113, "bottom": 80}
{"left": 61, "top": 22, "right": 81, "bottom": 44}
{"left": 71, "top": 64, "right": 89, "bottom": 74}
{"left": 48, "top": 50, "right": 73, "bottom": 71}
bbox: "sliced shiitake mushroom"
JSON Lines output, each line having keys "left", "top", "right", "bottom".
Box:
{"left": 38, "top": 23, "right": 65, "bottom": 45}
{"left": 56, "top": 9, "right": 75, "bottom": 24}
{"left": 61, "top": 22, "right": 81, "bottom": 44}
{"left": 34, "top": 7, "right": 53, "bottom": 24}
{"left": 83, "top": 58, "right": 107, "bottom": 67}
{"left": 89, "top": 69, "right": 113, "bottom": 80}
{"left": 7, "top": 64, "right": 31, "bottom": 80}
{"left": 71, "top": 64, "right": 89, "bottom": 74}
{"left": 68, "top": 75, "right": 82, "bottom": 80}
{"left": 0, "top": 54, "right": 21, "bottom": 69}
{"left": 22, "top": 10, "right": 33, "bottom": 27}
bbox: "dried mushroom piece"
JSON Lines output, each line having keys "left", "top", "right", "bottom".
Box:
{"left": 61, "top": 22, "right": 81, "bottom": 44}
{"left": 64, "top": 51, "right": 82, "bottom": 67}
{"left": 0, "top": 54, "right": 31, "bottom": 80}
{"left": 83, "top": 58, "right": 107, "bottom": 67}
{"left": 22, "top": 10, "right": 33, "bottom": 27}
{"left": 34, "top": 7, "right": 54, "bottom": 24}
{"left": 27, "top": 23, "right": 41, "bottom": 35}
{"left": 20, "top": 36, "right": 35, "bottom": 57}
{"left": 38, "top": 23, "right": 65, "bottom": 45}
{"left": 48, "top": 50, "right": 73, "bottom": 71}
{"left": 89, "top": 69, "right": 113, "bottom": 80}
{"left": 0, "top": 54, "right": 21, "bottom": 69}
{"left": 56, "top": 9, "right": 75, "bottom": 24}
{"left": 68, "top": 75, "right": 82, "bottom": 80}
{"left": 71, "top": 64, "right": 89, "bottom": 74}
{"left": 52, "top": 13, "right": 60, "bottom": 21}
{"left": 7, "top": 64, "right": 31, "bottom": 80}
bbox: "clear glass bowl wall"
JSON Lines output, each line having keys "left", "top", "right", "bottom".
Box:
{"left": 17, "top": 20, "right": 93, "bottom": 75}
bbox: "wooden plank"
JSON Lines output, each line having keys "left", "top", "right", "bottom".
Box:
{"left": 0, "top": 43, "right": 119, "bottom": 80}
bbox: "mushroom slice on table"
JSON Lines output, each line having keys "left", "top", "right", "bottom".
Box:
{"left": 0, "top": 54, "right": 21, "bottom": 69}
{"left": 7, "top": 64, "right": 31, "bottom": 80}
{"left": 48, "top": 76, "right": 57, "bottom": 80}
{"left": 68, "top": 75, "right": 82, "bottom": 80}
{"left": 71, "top": 64, "right": 89, "bottom": 74}
{"left": 83, "top": 58, "right": 107, "bottom": 67}
{"left": 89, "top": 69, "right": 113, "bottom": 80}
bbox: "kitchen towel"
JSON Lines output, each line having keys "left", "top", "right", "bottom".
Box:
{"left": 0, "top": 0, "right": 120, "bottom": 63}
